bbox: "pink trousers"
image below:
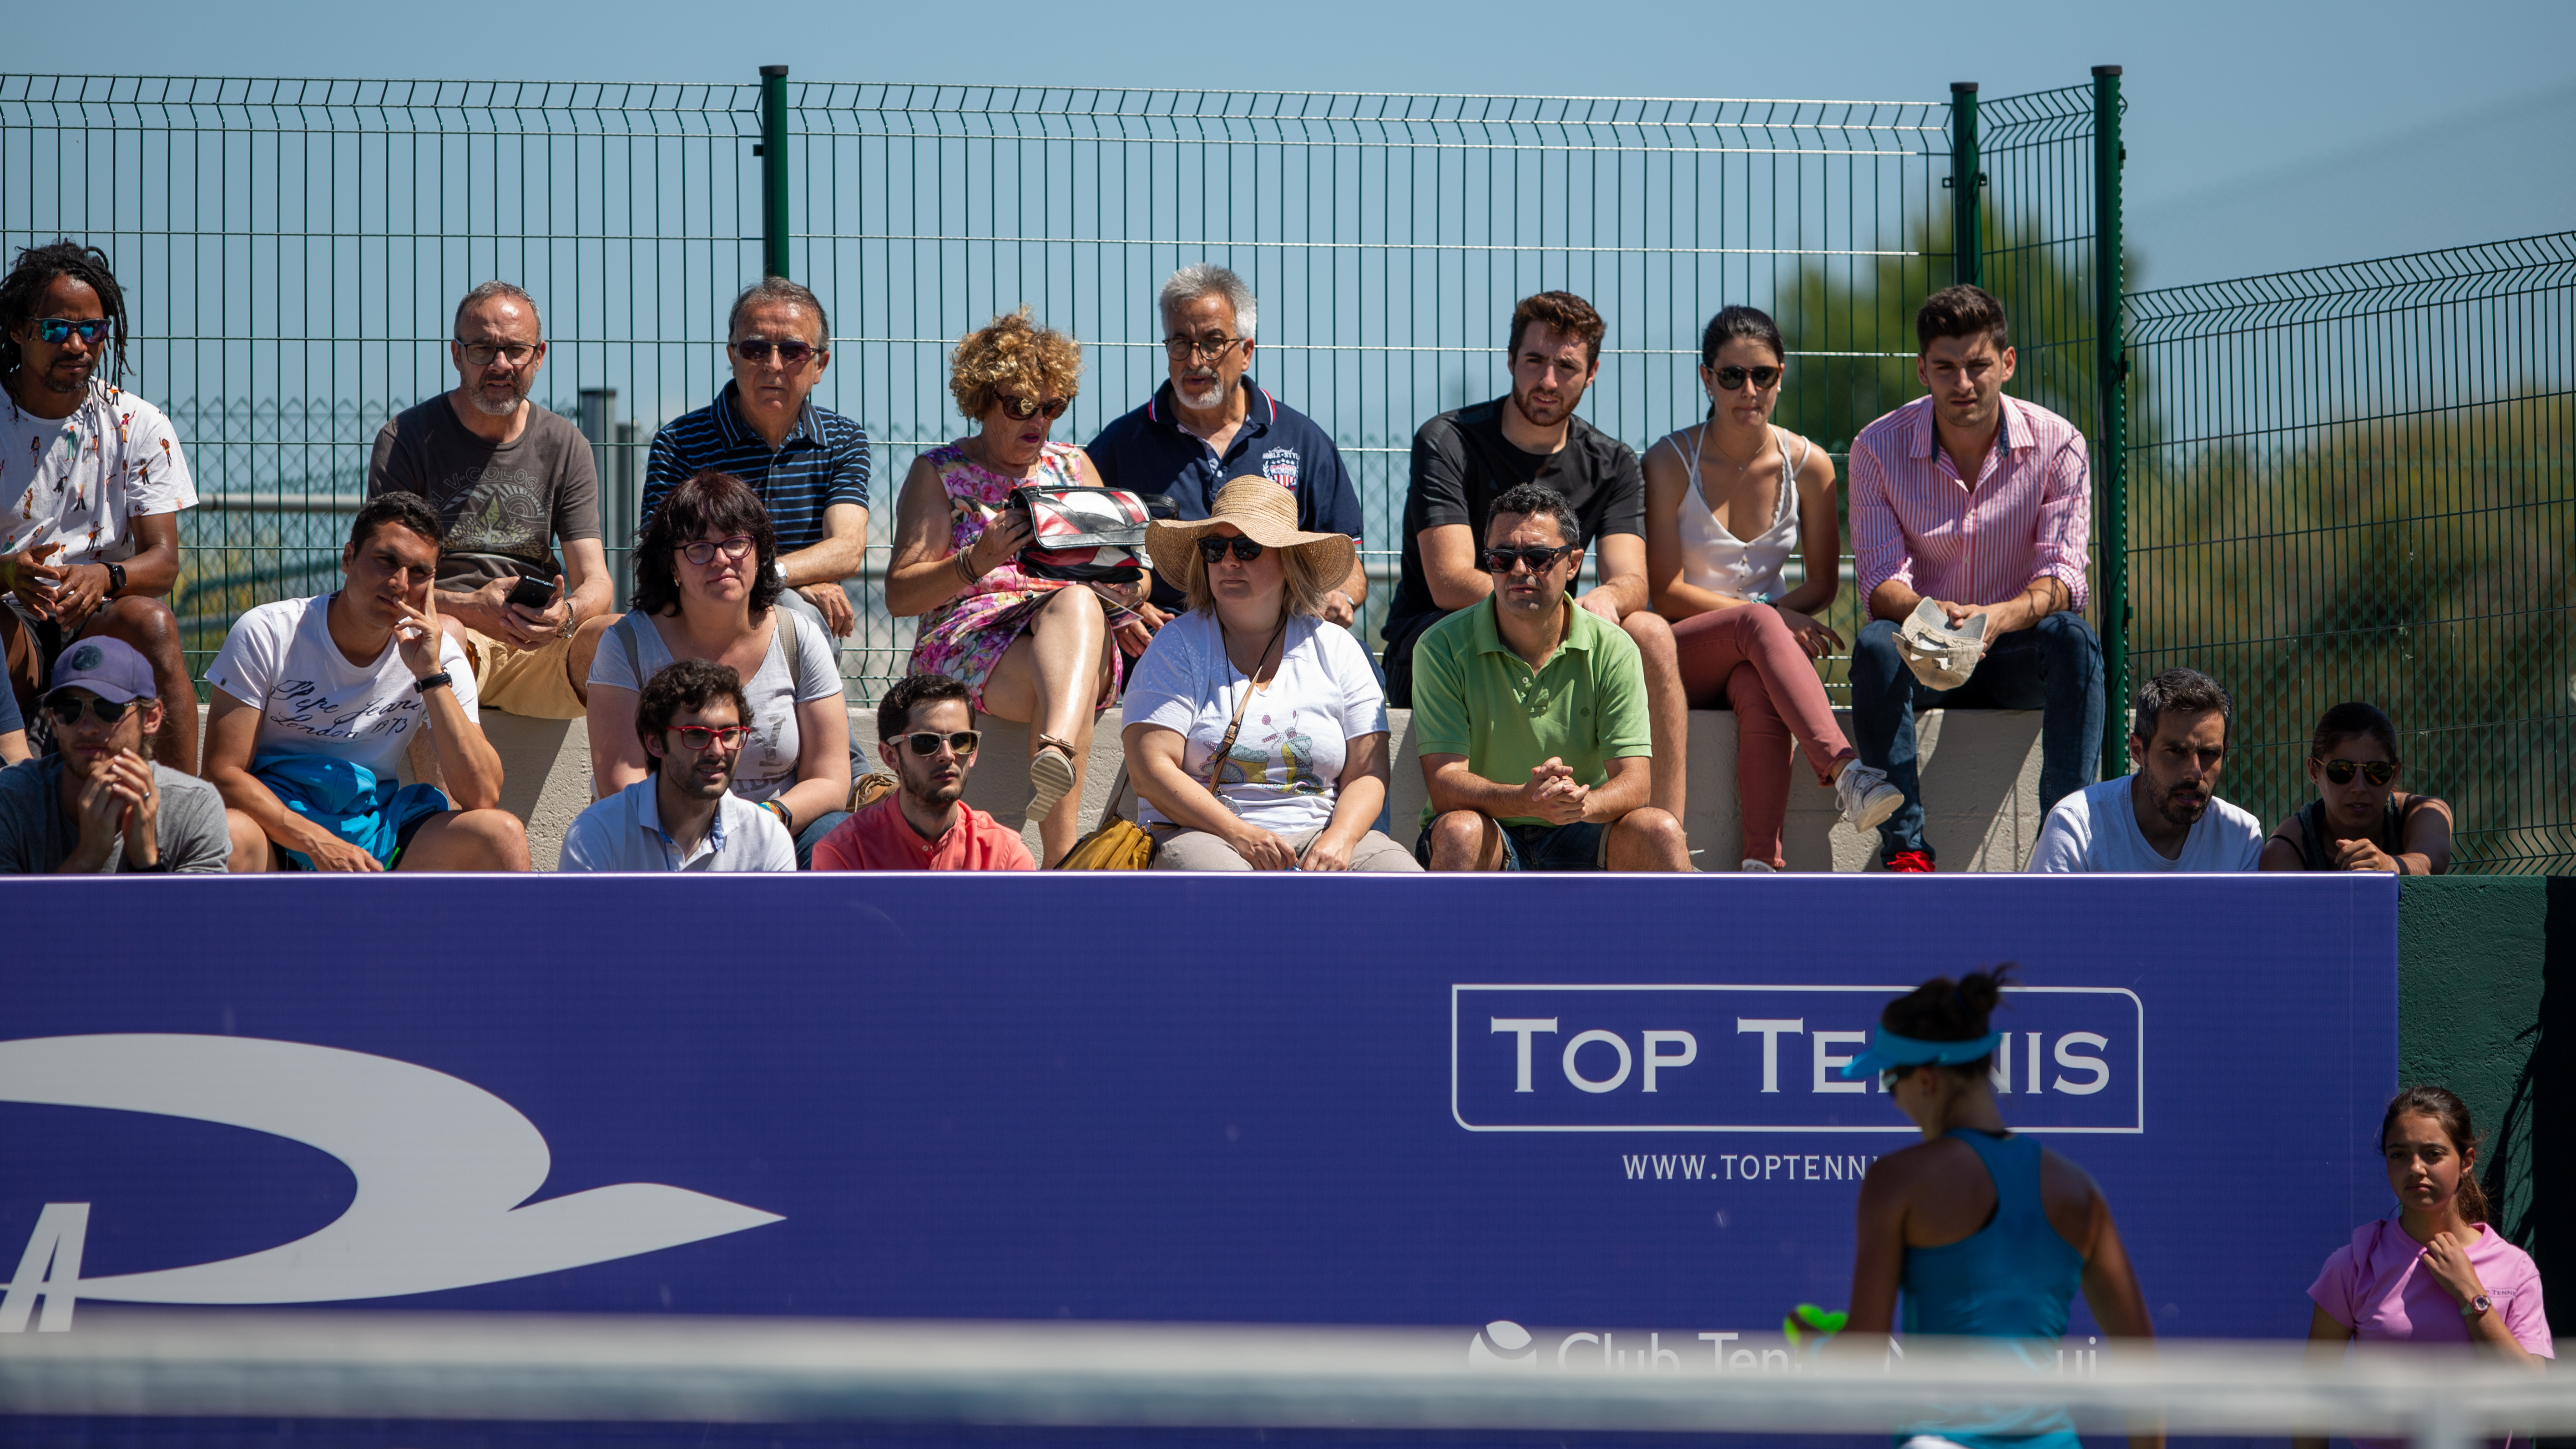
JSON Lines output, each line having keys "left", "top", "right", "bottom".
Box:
{"left": 1670, "top": 605, "right": 1855, "bottom": 868}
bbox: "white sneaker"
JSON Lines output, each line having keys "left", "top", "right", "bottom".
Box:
{"left": 1835, "top": 762, "right": 1903, "bottom": 833}
{"left": 1740, "top": 858, "right": 1778, "bottom": 873}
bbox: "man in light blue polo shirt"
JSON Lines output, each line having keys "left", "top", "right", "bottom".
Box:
{"left": 560, "top": 659, "right": 795, "bottom": 873}
{"left": 1411, "top": 483, "right": 1690, "bottom": 872}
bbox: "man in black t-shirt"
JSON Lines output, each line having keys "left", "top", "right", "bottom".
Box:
{"left": 1382, "top": 292, "right": 1687, "bottom": 819}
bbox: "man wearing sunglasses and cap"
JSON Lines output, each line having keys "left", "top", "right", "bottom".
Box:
{"left": 560, "top": 658, "right": 795, "bottom": 872}
{"left": 642, "top": 277, "right": 872, "bottom": 660}
{"left": 812, "top": 673, "right": 1035, "bottom": 871}
{"left": 0, "top": 635, "right": 228, "bottom": 873}
{"left": 0, "top": 240, "right": 201, "bottom": 772}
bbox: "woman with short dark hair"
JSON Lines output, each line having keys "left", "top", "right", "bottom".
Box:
{"left": 2259, "top": 702, "right": 2452, "bottom": 873}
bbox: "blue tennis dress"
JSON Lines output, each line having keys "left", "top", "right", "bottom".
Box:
{"left": 1898, "top": 1128, "right": 2086, "bottom": 1449}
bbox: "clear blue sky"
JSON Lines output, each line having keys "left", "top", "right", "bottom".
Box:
{"left": 10, "top": 0, "right": 2571, "bottom": 288}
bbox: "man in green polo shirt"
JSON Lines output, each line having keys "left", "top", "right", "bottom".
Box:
{"left": 1411, "top": 483, "right": 1691, "bottom": 872}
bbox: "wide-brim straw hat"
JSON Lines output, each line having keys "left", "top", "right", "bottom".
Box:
{"left": 1146, "top": 476, "right": 1357, "bottom": 590}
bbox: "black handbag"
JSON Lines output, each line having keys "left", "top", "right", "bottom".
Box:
{"left": 1007, "top": 485, "right": 1175, "bottom": 584}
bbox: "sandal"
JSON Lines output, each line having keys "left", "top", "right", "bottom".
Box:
{"left": 1027, "top": 734, "right": 1079, "bottom": 821}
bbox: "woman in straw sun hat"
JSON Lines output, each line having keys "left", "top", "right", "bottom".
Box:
{"left": 1120, "top": 477, "right": 1419, "bottom": 871}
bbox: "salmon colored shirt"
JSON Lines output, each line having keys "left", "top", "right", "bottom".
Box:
{"left": 811, "top": 794, "right": 1035, "bottom": 872}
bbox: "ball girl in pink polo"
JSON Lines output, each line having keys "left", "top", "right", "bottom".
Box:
{"left": 2298, "top": 1085, "right": 2550, "bottom": 1449}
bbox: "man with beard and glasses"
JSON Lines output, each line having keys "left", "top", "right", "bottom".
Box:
{"left": 0, "top": 636, "right": 228, "bottom": 873}
{"left": 369, "top": 281, "right": 613, "bottom": 719}
{"left": 2027, "top": 668, "right": 2262, "bottom": 873}
{"left": 559, "top": 658, "right": 795, "bottom": 873}
{"left": 1085, "top": 264, "right": 1369, "bottom": 650}
{"left": 0, "top": 241, "right": 199, "bottom": 770}
{"left": 1382, "top": 291, "right": 1689, "bottom": 820}
{"left": 813, "top": 672, "right": 1034, "bottom": 871}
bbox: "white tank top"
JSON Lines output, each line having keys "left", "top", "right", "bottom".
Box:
{"left": 1663, "top": 423, "right": 1809, "bottom": 603}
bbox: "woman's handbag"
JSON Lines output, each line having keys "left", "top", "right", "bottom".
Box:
{"left": 1051, "top": 635, "right": 1271, "bottom": 870}
{"left": 1007, "top": 485, "right": 1172, "bottom": 584}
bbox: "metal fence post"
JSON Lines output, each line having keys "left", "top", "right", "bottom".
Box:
{"left": 2091, "top": 65, "right": 2129, "bottom": 767}
{"left": 760, "top": 65, "right": 790, "bottom": 278}
{"left": 1950, "top": 82, "right": 1980, "bottom": 288}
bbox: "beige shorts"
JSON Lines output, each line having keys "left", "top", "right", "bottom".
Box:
{"left": 1149, "top": 823, "right": 1423, "bottom": 873}
{"left": 460, "top": 628, "right": 586, "bottom": 720}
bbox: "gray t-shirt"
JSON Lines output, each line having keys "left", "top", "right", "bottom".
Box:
{"left": 0, "top": 756, "right": 230, "bottom": 873}
{"left": 368, "top": 395, "right": 602, "bottom": 586}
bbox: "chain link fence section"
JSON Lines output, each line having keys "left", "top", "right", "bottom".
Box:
{"left": 2123, "top": 232, "right": 2576, "bottom": 873}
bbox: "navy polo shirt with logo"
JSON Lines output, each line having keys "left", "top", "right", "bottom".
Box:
{"left": 1085, "top": 377, "right": 1364, "bottom": 611}
{"left": 641, "top": 381, "right": 872, "bottom": 552}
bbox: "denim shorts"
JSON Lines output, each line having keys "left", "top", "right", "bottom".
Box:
{"left": 1414, "top": 818, "right": 1608, "bottom": 872}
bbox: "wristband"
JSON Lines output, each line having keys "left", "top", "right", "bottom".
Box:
{"left": 105, "top": 562, "right": 126, "bottom": 597}
{"left": 761, "top": 798, "right": 796, "bottom": 832}
{"left": 414, "top": 671, "right": 455, "bottom": 696}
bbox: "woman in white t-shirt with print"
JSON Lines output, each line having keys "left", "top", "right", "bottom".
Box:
{"left": 584, "top": 469, "right": 852, "bottom": 867}
{"left": 1121, "top": 478, "right": 1419, "bottom": 872}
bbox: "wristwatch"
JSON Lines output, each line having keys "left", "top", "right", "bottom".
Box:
{"left": 414, "top": 671, "right": 455, "bottom": 696}
{"left": 104, "top": 561, "right": 126, "bottom": 597}
{"left": 2463, "top": 1293, "right": 2493, "bottom": 1320}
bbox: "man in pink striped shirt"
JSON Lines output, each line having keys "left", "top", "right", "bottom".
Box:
{"left": 1846, "top": 285, "right": 2105, "bottom": 872}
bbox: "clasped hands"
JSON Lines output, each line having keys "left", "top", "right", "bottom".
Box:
{"left": 65, "top": 747, "right": 160, "bottom": 872}
{"left": 6, "top": 543, "right": 115, "bottom": 630}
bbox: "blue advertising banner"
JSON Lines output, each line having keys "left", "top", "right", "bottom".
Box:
{"left": 0, "top": 873, "right": 2394, "bottom": 1419}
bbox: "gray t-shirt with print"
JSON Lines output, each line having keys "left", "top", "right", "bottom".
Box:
{"left": 368, "top": 394, "right": 602, "bottom": 586}
{"left": 0, "top": 756, "right": 230, "bottom": 873}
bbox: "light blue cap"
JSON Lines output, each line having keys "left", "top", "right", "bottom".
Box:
{"left": 1838, "top": 1025, "right": 2005, "bottom": 1080}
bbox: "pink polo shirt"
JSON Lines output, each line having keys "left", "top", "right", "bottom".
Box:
{"left": 2309, "top": 1218, "right": 2552, "bottom": 1448}
{"left": 810, "top": 794, "right": 1036, "bottom": 872}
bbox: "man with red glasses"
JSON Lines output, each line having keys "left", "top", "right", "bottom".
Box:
{"left": 642, "top": 277, "right": 871, "bottom": 663}
{"left": 560, "top": 658, "right": 795, "bottom": 873}
{"left": 0, "top": 240, "right": 200, "bottom": 771}
{"left": 369, "top": 281, "right": 614, "bottom": 719}
{"left": 813, "top": 673, "right": 1035, "bottom": 871}
{"left": 0, "top": 636, "right": 228, "bottom": 873}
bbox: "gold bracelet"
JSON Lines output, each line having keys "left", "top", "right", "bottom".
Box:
{"left": 954, "top": 550, "right": 980, "bottom": 586}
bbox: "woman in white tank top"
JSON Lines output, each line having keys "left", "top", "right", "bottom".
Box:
{"left": 1644, "top": 307, "right": 1900, "bottom": 870}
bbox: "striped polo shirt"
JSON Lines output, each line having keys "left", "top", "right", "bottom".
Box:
{"left": 1848, "top": 394, "right": 2091, "bottom": 611}
{"left": 640, "top": 381, "right": 873, "bottom": 551}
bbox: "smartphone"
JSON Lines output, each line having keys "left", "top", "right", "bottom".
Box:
{"left": 506, "top": 576, "right": 559, "bottom": 611}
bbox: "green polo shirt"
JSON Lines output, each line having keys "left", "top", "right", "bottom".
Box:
{"left": 1411, "top": 594, "right": 1653, "bottom": 829}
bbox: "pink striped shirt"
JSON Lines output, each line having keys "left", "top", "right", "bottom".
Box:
{"left": 1849, "top": 394, "right": 2091, "bottom": 611}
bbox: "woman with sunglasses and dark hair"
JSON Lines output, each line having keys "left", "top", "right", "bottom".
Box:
{"left": 2259, "top": 702, "right": 2452, "bottom": 873}
{"left": 1842, "top": 965, "right": 2160, "bottom": 1449}
{"left": 1643, "top": 305, "right": 1899, "bottom": 870}
{"left": 886, "top": 307, "right": 1143, "bottom": 868}
{"left": 585, "top": 469, "right": 852, "bottom": 867}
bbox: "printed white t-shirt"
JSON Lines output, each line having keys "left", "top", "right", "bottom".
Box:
{"left": 1123, "top": 610, "right": 1388, "bottom": 836}
{"left": 2, "top": 382, "right": 196, "bottom": 566}
{"left": 2026, "top": 774, "right": 2264, "bottom": 873}
{"left": 206, "top": 594, "right": 479, "bottom": 781}
{"left": 587, "top": 609, "right": 843, "bottom": 803}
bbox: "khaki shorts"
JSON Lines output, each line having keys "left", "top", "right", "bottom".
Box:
{"left": 460, "top": 628, "right": 586, "bottom": 720}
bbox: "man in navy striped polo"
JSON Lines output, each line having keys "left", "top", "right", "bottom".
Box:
{"left": 641, "top": 277, "right": 872, "bottom": 653}
{"left": 1085, "top": 264, "right": 1369, "bottom": 656}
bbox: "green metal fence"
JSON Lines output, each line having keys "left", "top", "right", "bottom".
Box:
{"left": 2122, "top": 232, "right": 2576, "bottom": 873}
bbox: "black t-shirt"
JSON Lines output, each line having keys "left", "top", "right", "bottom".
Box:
{"left": 1382, "top": 396, "right": 1647, "bottom": 645}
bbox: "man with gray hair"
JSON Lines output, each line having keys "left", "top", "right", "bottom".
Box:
{"left": 369, "top": 280, "right": 614, "bottom": 718}
{"left": 2026, "top": 667, "right": 2263, "bottom": 872}
{"left": 1086, "top": 263, "right": 1369, "bottom": 646}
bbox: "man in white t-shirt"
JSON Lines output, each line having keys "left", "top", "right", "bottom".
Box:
{"left": 2027, "top": 668, "right": 2263, "bottom": 873}
{"left": 204, "top": 492, "right": 530, "bottom": 872}
{"left": 0, "top": 241, "right": 201, "bottom": 769}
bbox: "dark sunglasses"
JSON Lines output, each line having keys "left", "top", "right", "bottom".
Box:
{"left": 32, "top": 318, "right": 113, "bottom": 345}
{"left": 1197, "top": 535, "right": 1265, "bottom": 564}
{"left": 732, "top": 338, "right": 817, "bottom": 365}
{"left": 2321, "top": 758, "right": 2396, "bottom": 786}
{"left": 44, "top": 694, "right": 136, "bottom": 726}
{"left": 1709, "top": 364, "right": 1782, "bottom": 392}
{"left": 995, "top": 394, "right": 1070, "bottom": 422}
{"left": 670, "top": 724, "right": 750, "bottom": 752}
{"left": 902, "top": 730, "right": 981, "bottom": 757}
{"left": 679, "top": 535, "right": 757, "bottom": 566}
{"left": 1481, "top": 543, "right": 1576, "bottom": 574}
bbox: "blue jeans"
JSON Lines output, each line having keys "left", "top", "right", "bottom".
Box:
{"left": 795, "top": 810, "right": 852, "bottom": 871}
{"left": 1848, "top": 611, "right": 2104, "bottom": 866}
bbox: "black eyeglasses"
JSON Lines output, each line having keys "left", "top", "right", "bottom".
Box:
{"left": 994, "top": 394, "right": 1069, "bottom": 422}
{"left": 1164, "top": 335, "right": 1246, "bottom": 362}
{"left": 1197, "top": 536, "right": 1264, "bottom": 564}
{"left": 732, "top": 338, "right": 817, "bottom": 365}
{"left": 670, "top": 724, "right": 750, "bottom": 752}
{"left": 456, "top": 340, "right": 540, "bottom": 367}
{"left": 1709, "top": 364, "right": 1783, "bottom": 392}
{"left": 32, "top": 318, "right": 112, "bottom": 345}
{"left": 1480, "top": 543, "right": 1576, "bottom": 574}
{"left": 902, "top": 730, "right": 981, "bottom": 757}
{"left": 44, "top": 694, "right": 134, "bottom": 726}
{"left": 2322, "top": 758, "right": 2396, "bottom": 786}
{"left": 679, "top": 535, "right": 757, "bottom": 566}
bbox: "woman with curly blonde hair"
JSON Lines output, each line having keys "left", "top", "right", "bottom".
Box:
{"left": 886, "top": 308, "right": 1147, "bottom": 866}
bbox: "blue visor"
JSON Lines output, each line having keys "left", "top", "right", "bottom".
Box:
{"left": 1838, "top": 1026, "right": 2005, "bottom": 1080}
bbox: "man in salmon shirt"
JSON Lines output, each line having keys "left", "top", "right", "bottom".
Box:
{"left": 812, "top": 673, "right": 1034, "bottom": 871}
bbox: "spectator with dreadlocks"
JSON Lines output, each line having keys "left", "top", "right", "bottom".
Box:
{"left": 0, "top": 241, "right": 199, "bottom": 772}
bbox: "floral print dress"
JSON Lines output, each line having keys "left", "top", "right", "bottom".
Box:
{"left": 906, "top": 440, "right": 1124, "bottom": 712}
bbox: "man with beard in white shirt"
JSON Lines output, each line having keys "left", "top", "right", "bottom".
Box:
{"left": 2027, "top": 668, "right": 2264, "bottom": 873}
